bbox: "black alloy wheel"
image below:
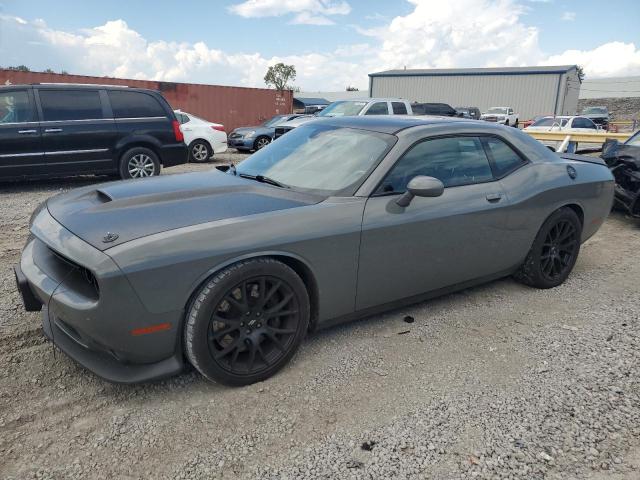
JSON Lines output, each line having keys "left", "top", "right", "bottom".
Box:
{"left": 184, "top": 258, "right": 309, "bottom": 385}
{"left": 208, "top": 276, "right": 300, "bottom": 375}
{"left": 515, "top": 207, "right": 582, "bottom": 289}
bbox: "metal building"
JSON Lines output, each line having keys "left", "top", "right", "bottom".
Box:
{"left": 369, "top": 65, "right": 580, "bottom": 121}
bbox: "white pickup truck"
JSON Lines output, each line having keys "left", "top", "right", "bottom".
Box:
{"left": 480, "top": 107, "right": 519, "bottom": 127}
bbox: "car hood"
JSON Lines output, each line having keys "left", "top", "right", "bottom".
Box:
{"left": 46, "top": 170, "right": 323, "bottom": 251}
{"left": 231, "top": 126, "right": 269, "bottom": 135}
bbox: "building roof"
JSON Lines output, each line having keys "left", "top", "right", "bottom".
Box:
{"left": 369, "top": 65, "right": 577, "bottom": 78}
{"left": 293, "top": 97, "right": 330, "bottom": 106}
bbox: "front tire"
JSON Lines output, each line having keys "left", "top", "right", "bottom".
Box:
{"left": 189, "top": 140, "right": 212, "bottom": 163}
{"left": 119, "top": 147, "right": 161, "bottom": 179}
{"left": 184, "top": 258, "right": 310, "bottom": 386}
{"left": 253, "top": 136, "right": 271, "bottom": 151}
{"left": 515, "top": 207, "right": 582, "bottom": 289}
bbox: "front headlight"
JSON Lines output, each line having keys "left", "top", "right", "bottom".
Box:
{"left": 244, "top": 130, "right": 256, "bottom": 138}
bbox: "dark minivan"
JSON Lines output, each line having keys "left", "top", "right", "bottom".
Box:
{"left": 0, "top": 84, "right": 187, "bottom": 180}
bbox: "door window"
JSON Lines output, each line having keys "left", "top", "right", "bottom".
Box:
{"left": 571, "top": 117, "right": 596, "bottom": 129}
{"left": 39, "top": 90, "right": 103, "bottom": 121}
{"left": 0, "top": 90, "right": 34, "bottom": 123}
{"left": 108, "top": 91, "right": 166, "bottom": 118}
{"left": 392, "top": 102, "right": 408, "bottom": 115}
{"left": 365, "top": 102, "right": 389, "bottom": 115}
{"left": 378, "top": 136, "right": 494, "bottom": 193}
{"left": 482, "top": 137, "right": 527, "bottom": 177}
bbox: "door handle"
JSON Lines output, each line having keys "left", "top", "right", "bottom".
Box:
{"left": 18, "top": 129, "right": 38, "bottom": 134}
{"left": 486, "top": 193, "right": 503, "bottom": 203}
{"left": 44, "top": 128, "right": 63, "bottom": 133}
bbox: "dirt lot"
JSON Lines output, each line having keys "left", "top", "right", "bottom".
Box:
{"left": 1, "top": 154, "right": 639, "bottom": 479}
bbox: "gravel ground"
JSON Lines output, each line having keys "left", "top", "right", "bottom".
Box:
{"left": 1, "top": 152, "right": 639, "bottom": 479}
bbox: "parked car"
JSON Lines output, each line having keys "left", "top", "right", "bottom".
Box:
{"left": 16, "top": 116, "right": 613, "bottom": 385}
{"left": 174, "top": 110, "right": 227, "bottom": 162}
{"left": 455, "top": 106, "right": 481, "bottom": 120}
{"left": 601, "top": 130, "right": 640, "bottom": 217}
{"left": 581, "top": 106, "right": 610, "bottom": 129}
{"left": 481, "top": 107, "right": 519, "bottom": 127}
{"left": 523, "top": 115, "right": 599, "bottom": 151}
{"left": 274, "top": 98, "right": 412, "bottom": 138}
{"left": 0, "top": 84, "right": 187, "bottom": 180}
{"left": 228, "top": 114, "right": 304, "bottom": 152}
{"left": 412, "top": 102, "right": 457, "bottom": 116}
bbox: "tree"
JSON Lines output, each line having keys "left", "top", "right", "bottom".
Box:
{"left": 6, "top": 65, "right": 30, "bottom": 72}
{"left": 576, "top": 65, "right": 585, "bottom": 83}
{"left": 264, "top": 63, "right": 296, "bottom": 91}
{"left": 43, "top": 68, "right": 55, "bottom": 73}
{"left": 346, "top": 85, "right": 359, "bottom": 91}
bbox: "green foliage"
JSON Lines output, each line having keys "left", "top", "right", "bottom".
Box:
{"left": 264, "top": 63, "right": 296, "bottom": 91}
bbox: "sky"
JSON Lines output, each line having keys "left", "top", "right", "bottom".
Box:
{"left": 0, "top": 0, "right": 639, "bottom": 91}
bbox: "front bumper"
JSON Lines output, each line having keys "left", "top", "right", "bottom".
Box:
{"left": 228, "top": 136, "right": 254, "bottom": 150}
{"left": 16, "top": 208, "right": 184, "bottom": 383}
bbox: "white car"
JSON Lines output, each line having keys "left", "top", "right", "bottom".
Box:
{"left": 480, "top": 107, "right": 519, "bottom": 127}
{"left": 174, "top": 110, "right": 227, "bottom": 162}
{"left": 524, "top": 115, "right": 599, "bottom": 151}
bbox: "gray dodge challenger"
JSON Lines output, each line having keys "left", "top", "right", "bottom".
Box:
{"left": 15, "top": 116, "right": 614, "bottom": 386}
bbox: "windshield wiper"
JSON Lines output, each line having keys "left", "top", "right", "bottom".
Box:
{"left": 238, "top": 173, "right": 289, "bottom": 189}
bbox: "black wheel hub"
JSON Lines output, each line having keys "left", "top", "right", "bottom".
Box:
{"left": 207, "top": 276, "right": 299, "bottom": 375}
{"left": 540, "top": 220, "right": 578, "bottom": 281}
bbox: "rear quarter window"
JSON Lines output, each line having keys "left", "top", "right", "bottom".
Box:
{"left": 108, "top": 91, "right": 167, "bottom": 118}
{"left": 482, "top": 137, "right": 527, "bottom": 177}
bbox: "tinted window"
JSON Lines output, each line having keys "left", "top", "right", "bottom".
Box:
{"left": 108, "top": 90, "right": 166, "bottom": 118}
{"left": 378, "top": 136, "right": 494, "bottom": 193}
{"left": 0, "top": 90, "right": 34, "bottom": 123}
{"left": 39, "top": 90, "right": 102, "bottom": 121}
{"left": 572, "top": 118, "right": 596, "bottom": 129}
{"left": 365, "top": 102, "right": 389, "bottom": 115}
{"left": 392, "top": 102, "right": 407, "bottom": 115}
{"left": 483, "top": 137, "right": 527, "bottom": 177}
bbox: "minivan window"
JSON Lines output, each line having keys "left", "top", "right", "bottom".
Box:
{"left": 378, "top": 136, "right": 494, "bottom": 193}
{"left": 39, "top": 90, "right": 103, "bottom": 121}
{"left": 0, "top": 90, "right": 34, "bottom": 123}
{"left": 108, "top": 91, "right": 166, "bottom": 118}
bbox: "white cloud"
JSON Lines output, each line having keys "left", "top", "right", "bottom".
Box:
{"left": 0, "top": 2, "right": 638, "bottom": 93}
{"left": 561, "top": 11, "right": 576, "bottom": 21}
{"left": 228, "top": 0, "right": 351, "bottom": 25}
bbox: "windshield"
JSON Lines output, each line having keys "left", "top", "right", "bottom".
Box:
{"left": 486, "top": 108, "right": 508, "bottom": 114}
{"left": 317, "top": 101, "right": 368, "bottom": 117}
{"left": 531, "top": 117, "right": 569, "bottom": 127}
{"left": 263, "top": 115, "right": 287, "bottom": 127}
{"left": 583, "top": 107, "right": 607, "bottom": 115}
{"left": 234, "top": 124, "right": 395, "bottom": 194}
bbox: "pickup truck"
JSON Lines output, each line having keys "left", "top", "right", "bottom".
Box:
{"left": 274, "top": 98, "right": 412, "bottom": 139}
{"left": 480, "top": 107, "right": 519, "bottom": 127}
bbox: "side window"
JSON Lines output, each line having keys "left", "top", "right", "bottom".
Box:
{"left": 39, "top": 90, "right": 103, "bottom": 121}
{"left": 108, "top": 91, "right": 166, "bottom": 118}
{"left": 482, "top": 137, "right": 527, "bottom": 177}
{"left": 365, "top": 102, "right": 389, "bottom": 115}
{"left": 377, "top": 136, "right": 494, "bottom": 193}
{"left": 392, "top": 102, "right": 407, "bottom": 115}
{"left": 0, "top": 90, "right": 34, "bottom": 123}
{"left": 178, "top": 113, "right": 190, "bottom": 124}
{"left": 573, "top": 118, "right": 596, "bottom": 129}
{"left": 508, "top": 108, "right": 514, "bottom": 115}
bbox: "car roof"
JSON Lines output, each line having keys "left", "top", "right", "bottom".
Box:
{"left": 0, "top": 83, "right": 158, "bottom": 94}
{"left": 334, "top": 97, "right": 407, "bottom": 102}
{"left": 306, "top": 115, "right": 475, "bottom": 134}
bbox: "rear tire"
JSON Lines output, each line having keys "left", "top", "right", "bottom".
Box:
{"left": 119, "top": 147, "right": 161, "bottom": 179}
{"left": 189, "top": 140, "right": 212, "bottom": 163}
{"left": 515, "top": 207, "right": 582, "bottom": 289}
{"left": 184, "top": 258, "right": 310, "bottom": 386}
{"left": 514, "top": 119, "right": 519, "bottom": 128}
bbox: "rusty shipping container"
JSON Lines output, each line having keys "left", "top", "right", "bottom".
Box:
{"left": 0, "top": 70, "right": 293, "bottom": 133}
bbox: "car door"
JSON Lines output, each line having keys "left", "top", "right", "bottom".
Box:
{"left": 0, "top": 87, "right": 45, "bottom": 178}
{"left": 36, "top": 88, "right": 117, "bottom": 175}
{"left": 356, "top": 135, "right": 513, "bottom": 310}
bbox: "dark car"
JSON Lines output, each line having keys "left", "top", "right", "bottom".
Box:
{"left": 16, "top": 116, "right": 613, "bottom": 386}
{"left": 411, "top": 102, "right": 458, "bottom": 117}
{"left": 601, "top": 130, "right": 640, "bottom": 217}
{"left": 0, "top": 84, "right": 187, "bottom": 180}
{"left": 581, "top": 106, "right": 610, "bottom": 129}
{"left": 228, "top": 114, "right": 304, "bottom": 152}
{"left": 455, "top": 106, "right": 481, "bottom": 120}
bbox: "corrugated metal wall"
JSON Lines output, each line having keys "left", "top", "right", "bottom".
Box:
{"left": 0, "top": 70, "right": 293, "bottom": 133}
{"left": 371, "top": 73, "right": 574, "bottom": 120}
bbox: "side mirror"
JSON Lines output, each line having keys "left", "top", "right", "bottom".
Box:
{"left": 396, "top": 176, "right": 444, "bottom": 207}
